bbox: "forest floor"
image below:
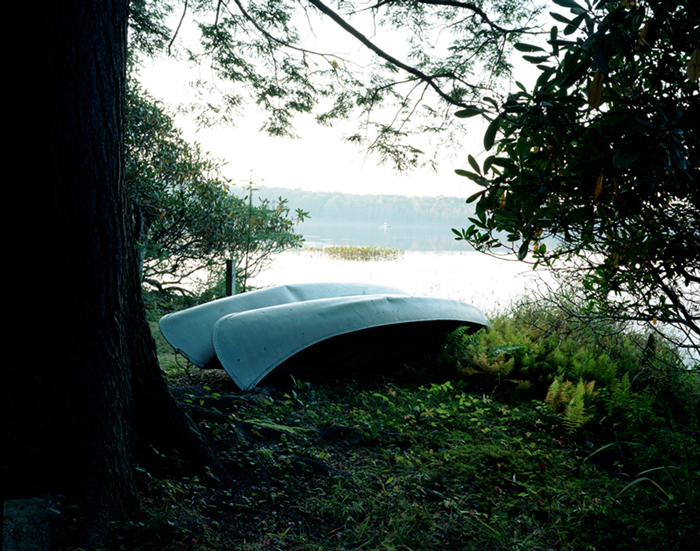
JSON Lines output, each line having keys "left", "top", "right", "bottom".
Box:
{"left": 98, "top": 323, "right": 697, "bottom": 550}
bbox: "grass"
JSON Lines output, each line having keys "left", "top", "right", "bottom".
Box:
{"left": 305, "top": 245, "right": 404, "bottom": 262}
{"left": 106, "top": 292, "right": 699, "bottom": 550}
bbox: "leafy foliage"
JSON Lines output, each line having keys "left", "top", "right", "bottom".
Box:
{"left": 441, "top": 289, "right": 692, "bottom": 433}
{"left": 125, "top": 80, "right": 308, "bottom": 292}
{"left": 254, "top": 186, "right": 476, "bottom": 226}
{"left": 454, "top": 0, "right": 700, "bottom": 348}
{"left": 128, "top": 0, "right": 544, "bottom": 169}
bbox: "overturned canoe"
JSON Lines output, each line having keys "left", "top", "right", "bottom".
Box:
{"left": 212, "top": 294, "right": 489, "bottom": 390}
{"left": 158, "top": 282, "right": 408, "bottom": 367}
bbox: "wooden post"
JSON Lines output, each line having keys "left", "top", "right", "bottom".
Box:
{"left": 226, "top": 259, "right": 236, "bottom": 296}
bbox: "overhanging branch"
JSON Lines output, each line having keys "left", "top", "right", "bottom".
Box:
{"left": 369, "top": 0, "right": 539, "bottom": 35}
{"left": 307, "top": 0, "right": 474, "bottom": 108}
{"left": 229, "top": 0, "right": 341, "bottom": 61}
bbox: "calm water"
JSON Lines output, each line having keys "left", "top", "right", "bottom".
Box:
{"left": 254, "top": 220, "right": 550, "bottom": 313}
{"left": 250, "top": 249, "right": 548, "bottom": 314}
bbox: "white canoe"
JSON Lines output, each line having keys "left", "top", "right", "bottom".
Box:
{"left": 212, "top": 294, "right": 489, "bottom": 390}
{"left": 158, "top": 282, "right": 408, "bottom": 367}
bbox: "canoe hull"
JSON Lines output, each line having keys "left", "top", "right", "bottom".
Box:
{"left": 212, "top": 294, "right": 488, "bottom": 390}
{"left": 271, "top": 319, "right": 472, "bottom": 373}
{"left": 159, "top": 282, "right": 408, "bottom": 367}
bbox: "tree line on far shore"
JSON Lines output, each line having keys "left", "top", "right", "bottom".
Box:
{"left": 254, "top": 186, "right": 475, "bottom": 227}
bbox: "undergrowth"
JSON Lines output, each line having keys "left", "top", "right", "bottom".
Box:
{"left": 103, "top": 289, "right": 699, "bottom": 550}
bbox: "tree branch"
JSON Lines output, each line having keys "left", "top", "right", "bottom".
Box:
{"left": 369, "top": 0, "right": 539, "bottom": 35}
{"left": 307, "top": 0, "right": 475, "bottom": 109}
{"left": 650, "top": 271, "right": 700, "bottom": 338}
{"left": 229, "top": 0, "right": 340, "bottom": 61}
{"left": 168, "top": 0, "right": 188, "bottom": 55}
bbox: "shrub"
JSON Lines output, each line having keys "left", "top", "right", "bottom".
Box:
{"left": 441, "top": 288, "right": 693, "bottom": 435}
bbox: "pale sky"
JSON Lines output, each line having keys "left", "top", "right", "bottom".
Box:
{"left": 138, "top": 8, "right": 543, "bottom": 198}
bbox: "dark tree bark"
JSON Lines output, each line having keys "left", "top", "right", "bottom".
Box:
{"left": 6, "top": 1, "right": 138, "bottom": 543}
{"left": 6, "top": 1, "right": 223, "bottom": 546}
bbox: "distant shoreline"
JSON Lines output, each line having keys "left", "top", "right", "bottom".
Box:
{"left": 297, "top": 220, "right": 471, "bottom": 252}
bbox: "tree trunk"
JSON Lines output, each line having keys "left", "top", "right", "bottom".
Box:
{"left": 125, "top": 199, "right": 228, "bottom": 479}
{"left": 7, "top": 1, "right": 138, "bottom": 544}
{"left": 134, "top": 202, "right": 148, "bottom": 280}
{"left": 6, "top": 1, "right": 223, "bottom": 546}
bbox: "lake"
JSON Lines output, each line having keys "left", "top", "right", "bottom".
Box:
{"left": 249, "top": 248, "right": 549, "bottom": 315}
{"left": 247, "top": 220, "right": 552, "bottom": 313}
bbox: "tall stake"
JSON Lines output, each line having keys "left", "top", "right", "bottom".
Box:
{"left": 244, "top": 172, "right": 253, "bottom": 292}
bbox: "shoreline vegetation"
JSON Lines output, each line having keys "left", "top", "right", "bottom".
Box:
{"left": 253, "top": 187, "right": 475, "bottom": 228}
{"left": 121, "top": 282, "right": 699, "bottom": 551}
{"left": 305, "top": 245, "right": 405, "bottom": 262}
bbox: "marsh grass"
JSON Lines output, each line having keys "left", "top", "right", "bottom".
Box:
{"left": 306, "top": 245, "right": 404, "bottom": 262}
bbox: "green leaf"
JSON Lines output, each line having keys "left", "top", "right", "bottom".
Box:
{"left": 564, "top": 14, "right": 585, "bottom": 35}
{"left": 552, "top": 0, "right": 586, "bottom": 11}
{"left": 475, "top": 201, "right": 486, "bottom": 222}
{"left": 483, "top": 155, "right": 497, "bottom": 174}
{"left": 591, "top": 40, "right": 609, "bottom": 75}
{"left": 455, "top": 107, "right": 484, "bottom": 118}
{"left": 484, "top": 117, "right": 501, "bottom": 151}
{"left": 518, "top": 240, "right": 530, "bottom": 261}
{"left": 455, "top": 169, "right": 488, "bottom": 186}
{"left": 550, "top": 12, "right": 573, "bottom": 25}
{"left": 514, "top": 43, "right": 546, "bottom": 53}
{"left": 523, "top": 55, "right": 551, "bottom": 64}
{"left": 536, "top": 67, "right": 557, "bottom": 89}
{"left": 550, "top": 26, "right": 559, "bottom": 56}
{"left": 489, "top": 157, "right": 515, "bottom": 169}
{"left": 466, "top": 191, "right": 485, "bottom": 203}
{"left": 613, "top": 145, "right": 644, "bottom": 167}
{"left": 559, "top": 59, "right": 591, "bottom": 89}
{"left": 468, "top": 155, "right": 481, "bottom": 175}
{"left": 495, "top": 210, "right": 519, "bottom": 222}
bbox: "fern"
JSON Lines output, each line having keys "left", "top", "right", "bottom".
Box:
{"left": 545, "top": 376, "right": 568, "bottom": 412}
{"left": 442, "top": 320, "right": 531, "bottom": 384}
{"left": 608, "top": 372, "right": 632, "bottom": 412}
{"left": 563, "top": 381, "right": 596, "bottom": 433}
{"left": 546, "top": 377, "right": 597, "bottom": 433}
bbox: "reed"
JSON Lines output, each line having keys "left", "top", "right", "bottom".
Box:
{"left": 306, "top": 245, "right": 404, "bottom": 262}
